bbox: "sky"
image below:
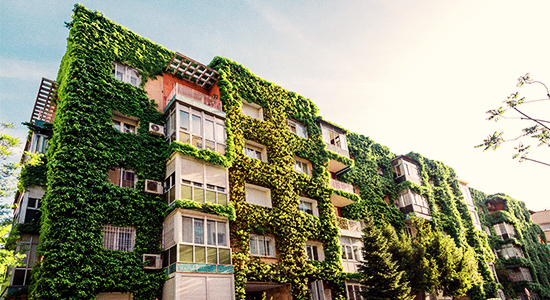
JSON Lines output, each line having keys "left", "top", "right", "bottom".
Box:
{"left": 1, "top": 0, "right": 550, "bottom": 211}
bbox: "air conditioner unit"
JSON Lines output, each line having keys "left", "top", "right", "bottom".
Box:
{"left": 148, "top": 123, "right": 164, "bottom": 136}
{"left": 144, "top": 179, "right": 163, "bottom": 194}
{"left": 143, "top": 254, "right": 162, "bottom": 269}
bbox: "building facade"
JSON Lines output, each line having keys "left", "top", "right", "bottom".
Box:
{"left": 4, "top": 4, "right": 550, "bottom": 300}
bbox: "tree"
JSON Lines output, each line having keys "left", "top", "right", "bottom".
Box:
{"left": 0, "top": 122, "right": 24, "bottom": 285}
{"left": 476, "top": 73, "right": 550, "bottom": 166}
{"left": 358, "top": 215, "right": 413, "bottom": 300}
{"left": 383, "top": 218, "right": 481, "bottom": 299}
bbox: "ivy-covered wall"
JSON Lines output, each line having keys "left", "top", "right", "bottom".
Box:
{"left": 13, "top": 4, "right": 549, "bottom": 300}
{"left": 472, "top": 190, "right": 550, "bottom": 299}
{"left": 29, "top": 5, "right": 172, "bottom": 299}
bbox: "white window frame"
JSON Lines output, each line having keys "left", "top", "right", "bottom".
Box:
{"left": 102, "top": 225, "right": 136, "bottom": 252}
{"left": 179, "top": 215, "right": 232, "bottom": 265}
{"left": 497, "top": 243, "right": 524, "bottom": 259}
{"left": 287, "top": 119, "right": 308, "bottom": 139}
{"left": 299, "top": 197, "right": 318, "bottom": 217}
{"left": 242, "top": 100, "right": 263, "bottom": 120}
{"left": 493, "top": 222, "right": 517, "bottom": 240}
{"left": 392, "top": 159, "right": 421, "bottom": 183}
{"left": 396, "top": 190, "right": 430, "bottom": 214}
{"left": 113, "top": 62, "right": 141, "bottom": 87}
{"left": 112, "top": 112, "right": 139, "bottom": 134}
{"left": 249, "top": 234, "right": 276, "bottom": 257}
{"left": 327, "top": 128, "right": 343, "bottom": 149}
{"left": 305, "top": 241, "right": 324, "bottom": 261}
{"left": 245, "top": 184, "right": 272, "bottom": 208}
{"left": 346, "top": 282, "right": 365, "bottom": 300}
{"left": 243, "top": 140, "right": 267, "bottom": 162}
{"left": 11, "top": 235, "right": 39, "bottom": 287}
{"left": 108, "top": 167, "right": 137, "bottom": 189}
{"left": 166, "top": 104, "right": 226, "bottom": 155}
{"left": 30, "top": 133, "right": 48, "bottom": 154}
{"left": 293, "top": 157, "right": 311, "bottom": 176}
{"left": 339, "top": 236, "right": 362, "bottom": 262}
{"left": 460, "top": 183, "right": 475, "bottom": 206}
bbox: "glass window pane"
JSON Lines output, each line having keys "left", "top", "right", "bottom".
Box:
{"left": 195, "top": 246, "right": 206, "bottom": 263}
{"left": 192, "top": 136, "right": 203, "bottom": 149}
{"left": 180, "top": 111, "right": 189, "bottom": 131}
{"left": 216, "top": 123, "right": 225, "bottom": 143}
{"left": 194, "top": 219, "right": 204, "bottom": 244}
{"left": 169, "top": 246, "right": 177, "bottom": 264}
{"left": 179, "top": 245, "right": 193, "bottom": 263}
{"left": 219, "top": 248, "right": 231, "bottom": 265}
{"left": 217, "top": 144, "right": 226, "bottom": 155}
{"left": 121, "top": 170, "right": 135, "bottom": 188}
{"left": 306, "top": 245, "right": 313, "bottom": 260}
{"left": 13, "top": 270, "right": 26, "bottom": 286}
{"left": 255, "top": 151, "right": 262, "bottom": 160}
{"left": 181, "top": 185, "right": 192, "bottom": 200}
{"left": 312, "top": 245, "right": 319, "bottom": 261}
{"left": 192, "top": 115, "right": 201, "bottom": 136}
{"left": 180, "top": 132, "right": 190, "bottom": 144}
{"left": 205, "top": 190, "right": 216, "bottom": 203}
{"left": 123, "top": 123, "right": 135, "bottom": 133}
{"left": 205, "top": 140, "right": 216, "bottom": 151}
{"left": 346, "top": 246, "right": 354, "bottom": 260}
{"left": 217, "top": 222, "right": 227, "bottom": 247}
{"left": 112, "top": 120, "right": 121, "bottom": 131}
{"left": 250, "top": 236, "right": 258, "bottom": 255}
{"left": 116, "top": 71, "right": 123, "bottom": 81}
{"left": 207, "top": 247, "right": 217, "bottom": 264}
{"left": 217, "top": 193, "right": 227, "bottom": 206}
{"left": 259, "top": 237, "right": 266, "bottom": 256}
{"left": 207, "top": 220, "right": 216, "bottom": 246}
{"left": 353, "top": 246, "right": 361, "bottom": 261}
{"left": 266, "top": 238, "right": 274, "bottom": 257}
{"left": 182, "top": 217, "right": 193, "bottom": 243}
{"left": 205, "top": 120, "right": 214, "bottom": 140}
{"left": 194, "top": 187, "right": 204, "bottom": 203}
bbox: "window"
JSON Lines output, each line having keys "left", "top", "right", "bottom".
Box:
{"left": 507, "top": 267, "right": 532, "bottom": 282}
{"left": 493, "top": 222, "right": 517, "bottom": 240}
{"left": 30, "top": 133, "right": 48, "bottom": 154}
{"left": 287, "top": 119, "right": 307, "bottom": 139}
{"left": 24, "top": 197, "right": 41, "bottom": 223}
{"left": 12, "top": 235, "right": 39, "bottom": 286}
{"left": 242, "top": 100, "right": 263, "bottom": 120}
{"left": 469, "top": 206, "right": 481, "bottom": 227}
{"left": 497, "top": 243, "right": 524, "bottom": 259}
{"left": 177, "top": 157, "right": 228, "bottom": 206}
{"left": 460, "top": 183, "right": 474, "bottom": 206}
{"left": 396, "top": 190, "right": 430, "bottom": 216}
{"left": 113, "top": 62, "right": 141, "bottom": 87}
{"left": 245, "top": 184, "right": 271, "bottom": 208}
{"left": 166, "top": 105, "right": 226, "bottom": 154}
{"left": 339, "top": 237, "right": 362, "bottom": 261}
{"left": 177, "top": 216, "right": 231, "bottom": 265}
{"left": 102, "top": 225, "right": 135, "bottom": 252}
{"left": 346, "top": 283, "right": 365, "bottom": 300}
{"left": 249, "top": 234, "right": 275, "bottom": 257}
{"left": 299, "top": 197, "right": 318, "bottom": 217}
{"left": 293, "top": 157, "right": 310, "bottom": 176}
{"left": 243, "top": 141, "right": 267, "bottom": 162}
{"left": 108, "top": 168, "right": 137, "bottom": 189}
{"left": 392, "top": 158, "right": 421, "bottom": 184}
{"left": 305, "top": 241, "right": 324, "bottom": 261}
{"left": 112, "top": 112, "right": 139, "bottom": 134}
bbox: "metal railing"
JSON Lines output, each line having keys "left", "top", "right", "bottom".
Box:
{"left": 166, "top": 83, "right": 222, "bottom": 111}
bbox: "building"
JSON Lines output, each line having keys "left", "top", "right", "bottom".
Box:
{"left": 4, "top": 4, "right": 550, "bottom": 300}
{"left": 530, "top": 210, "right": 550, "bottom": 249}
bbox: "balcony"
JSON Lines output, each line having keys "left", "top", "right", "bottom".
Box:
{"left": 336, "top": 216, "right": 362, "bottom": 233}
{"left": 166, "top": 83, "right": 223, "bottom": 113}
{"left": 326, "top": 143, "right": 349, "bottom": 158}
{"left": 330, "top": 179, "right": 356, "bottom": 207}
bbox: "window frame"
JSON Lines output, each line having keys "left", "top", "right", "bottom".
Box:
{"left": 166, "top": 104, "right": 227, "bottom": 154}
{"left": 243, "top": 140, "right": 267, "bottom": 162}
{"left": 178, "top": 215, "right": 232, "bottom": 265}
{"left": 249, "top": 234, "right": 276, "bottom": 257}
{"left": 299, "top": 197, "right": 318, "bottom": 217}
{"left": 241, "top": 100, "right": 263, "bottom": 120}
{"left": 339, "top": 236, "right": 362, "bottom": 262}
{"left": 287, "top": 119, "right": 308, "bottom": 139}
{"left": 305, "top": 241, "right": 324, "bottom": 261}
{"left": 112, "top": 112, "right": 139, "bottom": 134}
{"left": 293, "top": 156, "right": 311, "bottom": 176}
{"left": 11, "top": 235, "right": 39, "bottom": 287}
{"left": 102, "top": 225, "right": 136, "bottom": 252}
{"left": 346, "top": 282, "right": 365, "bottom": 300}
{"left": 30, "top": 133, "right": 48, "bottom": 154}
{"left": 108, "top": 167, "right": 138, "bottom": 189}
{"left": 245, "top": 183, "right": 272, "bottom": 208}
{"left": 113, "top": 61, "right": 141, "bottom": 87}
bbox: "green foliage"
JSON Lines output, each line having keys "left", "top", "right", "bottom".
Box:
{"left": 358, "top": 215, "right": 412, "bottom": 300}
{"left": 1, "top": 122, "right": 20, "bottom": 198}
{"left": 29, "top": 4, "right": 171, "bottom": 299}
{"left": 472, "top": 189, "right": 550, "bottom": 299}
{"left": 168, "top": 199, "right": 236, "bottom": 221}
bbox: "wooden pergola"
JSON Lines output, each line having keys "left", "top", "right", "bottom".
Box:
{"left": 165, "top": 53, "right": 220, "bottom": 89}
{"left": 30, "top": 78, "right": 58, "bottom": 123}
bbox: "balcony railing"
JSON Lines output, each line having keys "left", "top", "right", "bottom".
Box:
{"left": 336, "top": 216, "right": 362, "bottom": 233}
{"left": 330, "top": 178, "right": 354, "bottom": 194}
{"left": 166, "top": 83, "right": 222, "bottom": 111}
{"left": 326, "top": 143, "right": 349, "bottom": 158}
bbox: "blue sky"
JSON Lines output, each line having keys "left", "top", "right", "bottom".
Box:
{"left": 2, "top": 1, "right": 550, "bottom": 210}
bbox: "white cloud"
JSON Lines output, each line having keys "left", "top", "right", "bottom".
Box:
{"left": 0, "top": 57, "right": 58, "bottom": 81}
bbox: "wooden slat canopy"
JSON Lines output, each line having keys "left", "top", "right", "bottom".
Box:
{"left": 30, "top": 78, "right": 58, "bottom": 123}
{"left": 166, "top": 53, "right": 219, "bottom": 89}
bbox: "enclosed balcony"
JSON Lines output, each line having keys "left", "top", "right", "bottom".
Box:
{"left": 318, "top": 120, "right": 351, "bottom": 175}
{"left": 336, "top": 216, "right": 363, "bottom": 239}
{"left": 166, "top": 83, "right": 223, "bottom": 115}
{"left": 392, "top": 156, "right": 422, "bottom": 185}
{"left": 396, "top": 190, "right": 431, "bottom": 220}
